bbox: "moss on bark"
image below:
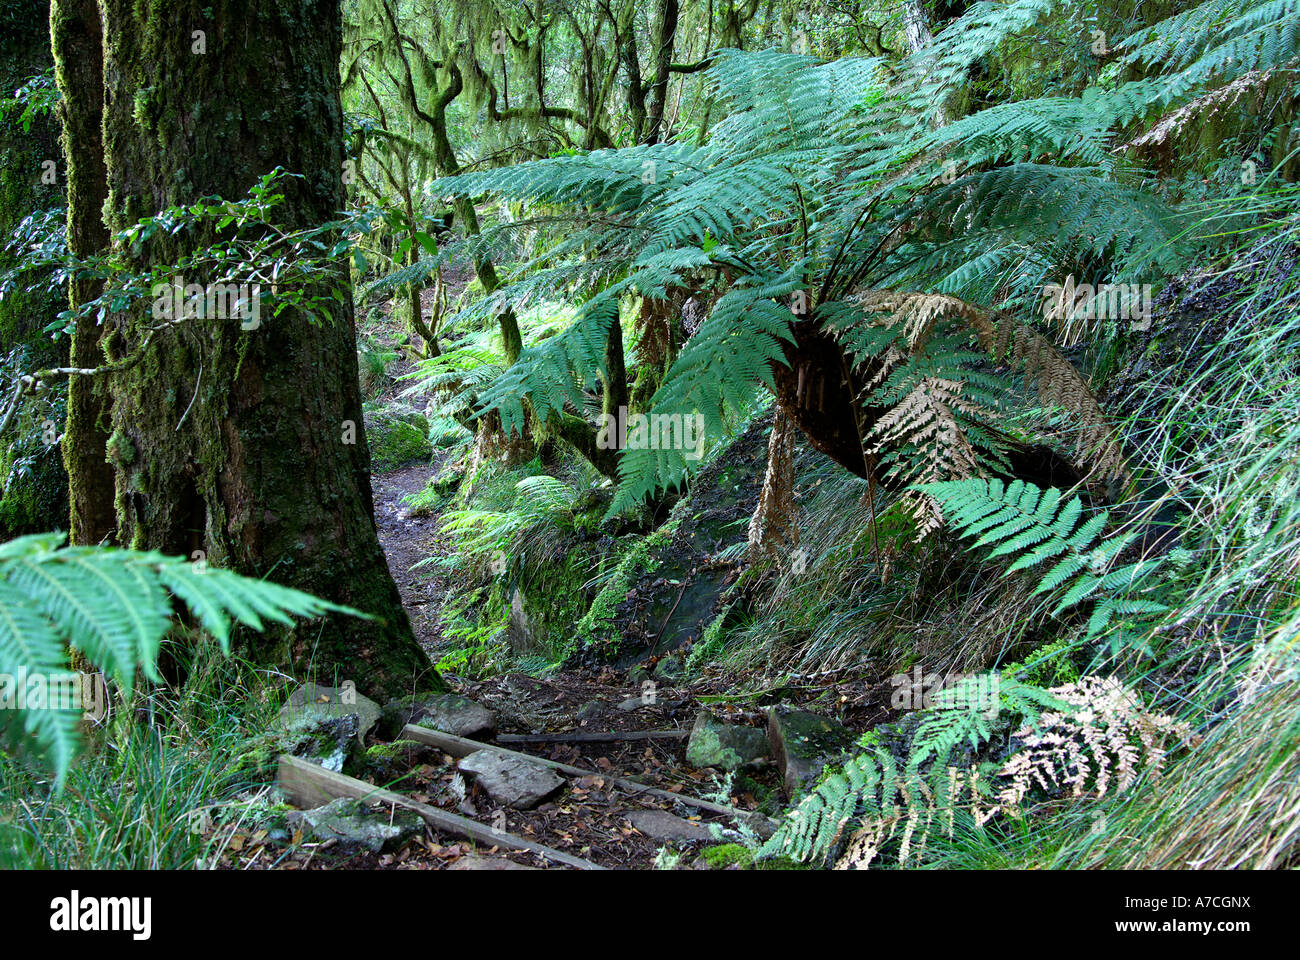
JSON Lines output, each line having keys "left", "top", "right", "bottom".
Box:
{"left": 51, "top": 0, "right": 116, "bottom": 546}
{"left": 86, "top": 0, "right": 438, "bottom": 697}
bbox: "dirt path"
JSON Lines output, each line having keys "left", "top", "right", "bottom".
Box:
{"left": 364, "top": 463, "right": 783, "bottom": 868}
{"left": 372, "top": 462, "right": 453, "bottom": 659}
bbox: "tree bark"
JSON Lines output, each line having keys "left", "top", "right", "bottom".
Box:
{"left": 50, "top": 0, "right": 115, "bottom": 546}
{"left": 93, "top": 0, "right": 435, "bottom": 697}
{"left": 644, "top": 0, "right": 679, "bottom": 144}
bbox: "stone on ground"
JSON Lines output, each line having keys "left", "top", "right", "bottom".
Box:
{"left": 364, "top": 403, "right": 432, "bottom": 472}
{"left": 284, "top": 714, "right": 359, "bottom": 772}
{"left": 457, "top": 750, "right": 565, "bottom": 809}
{"left": 652, "top": 653, "right": 685, "bottom": 682}
{"left": 686, "top": 710, "right": 772, "bottom": 771}
{"left": 627, "top": 809, "right": 714, "bottom": 842}
{"left": 766, "top": 706, "right": 853, "bottom": 799}
{"left": 381, "top": 692, "right": 497, "bottom": 740}
{"left": 278, "top": 682, "right": 380, "bottom": 747}
{"left": 288, "top": 797, "right": 422, "bottom": 854}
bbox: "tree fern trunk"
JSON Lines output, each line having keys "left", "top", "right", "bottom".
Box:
{"left": 747, "top": 408, "right": 798, "bottom": 560}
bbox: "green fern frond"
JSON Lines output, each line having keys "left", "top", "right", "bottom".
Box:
{"left": 760, "top": 672, "right": 1058, "bottom": 866}
{"left": 922, "top": 479, "right": 1170, "bottom": 649}
{"left": 0, "top": 534, "right": 368, "bottom": 782}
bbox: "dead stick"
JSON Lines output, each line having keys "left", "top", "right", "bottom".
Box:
{"left": 275, "top": 754, "right": 604, "bottom": 871}
{"left": 497, "top": 730, "right": 689, "bottom": 745}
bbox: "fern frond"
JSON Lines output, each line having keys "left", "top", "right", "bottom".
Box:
{"left": 0, "top": 534, "right": 368, "bottom": 782}
{"left": 922, "top": 479, "right": 1169, "bottom": 648}
{"left": 851, "top": 290, "right": 1127, "bottom": 482}
{"left": 761, "top": 671, "right": 1054, "bottom": 867}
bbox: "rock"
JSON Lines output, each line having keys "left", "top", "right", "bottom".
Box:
{"left": 766, "top": 707, "right": 853, "bottom": 799}
{"left": 287, "top": 798, "right": 422, "bottom": 854}
{"left": 291, "top": 715, "right": 359, "bottom": 772}
{"left": 359, "top": 739, "right": 433, "bottom": 779}
{"left": 447, "top": 854, "right": 538, "bottom": 871}
{"left": 616, "top": 696, "right": 646, "bottom": 713}
{"left": 653, "top": 654, "right": 684, "bottom": 682}
{"left": 686, "top": 711, "right": 771, "bottom": 771}
{"left": 246, "top": 713, "right": 360, "bottom": 773}
{"left": 364, "top": 404, "right": 432, "bottom": 472}
{"left": 458, "top": 750, "right": 565, "bottom": 809}
{"left": 278, "top": 682, "right": 380, "bottom": 747}
{"left": 627, "top": 809, "right": 714, "bottom": 842}
{"left": 382, "top": 693, "right": 497, "bottom": 740}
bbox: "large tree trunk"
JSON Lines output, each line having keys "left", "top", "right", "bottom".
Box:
{"left": 89, "top": 0, "right": 434, "bottom": 697}
{"left": 51, "top": 0, "right": 116, "bottom": 546}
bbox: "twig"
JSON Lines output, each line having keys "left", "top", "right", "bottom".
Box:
{"left": 497, "top": 730, "right": 689, "bottom": 745}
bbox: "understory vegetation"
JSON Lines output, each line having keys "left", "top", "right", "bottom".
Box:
{"left": 1, "top": 0, "right": 1299, "bottom": 872}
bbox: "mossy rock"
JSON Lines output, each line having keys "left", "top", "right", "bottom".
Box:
{"left": 686, "top": 711, "right": 771, "bottom": 772}
{"left": 359, "top": 739, "right": 431, "bottom": 779}
{"left": 766, "top": 707, "right": 854, "bottom": 799}
{"left": 287, "top": 797, "right": 422, "bottom": 855}
{"left": 379, "top": 692, "right": 496, "bottom": 740}
{"left": 277, "top": 682, "right": 382, "bottom": 750}
{"left": 701, "top": 843, "right": 754, "bottom": 869}
{"left": 364, "top": 404, "right": 432, "bottom": 472}
{"left": 238, "top": 713, "right": 360, "bottom": 775}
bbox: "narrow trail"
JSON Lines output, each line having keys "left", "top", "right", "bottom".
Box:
{"left": 366, "top": 464, "right": 781, "bottom": 868}
{"left": 372, "top": 461, "right": 452, "bottom": 658}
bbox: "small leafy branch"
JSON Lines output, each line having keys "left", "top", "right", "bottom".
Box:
{"left": 0, "top": 68, "right": 59, "bottom": 134}
{"left": 0, "top": 533, "right": 367, "bottom": 782}
{"left": 0, "top": 168, "right": 420, "bottom": 439}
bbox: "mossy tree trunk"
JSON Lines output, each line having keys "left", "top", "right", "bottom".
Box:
{"left": 0, "top": 0, "right": 70, "bottom": 536}
{"left": 84, "top": 0, "right": 435, "bottom": 697}
{"left": 51, "top": 0, "right": 115, "bottom": 546}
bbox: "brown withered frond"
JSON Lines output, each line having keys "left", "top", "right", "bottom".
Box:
{"left": 1124, "top": 69, "right": 1282, "bottom": 156}
{"left": 868, "top": 376, "right": 984, "bottom": 539}
{"left": 851, "top": 289, "right": 1129, "bottom": 485}
{"left": 989, "top": 676, "right": 1198, "bottom": 821}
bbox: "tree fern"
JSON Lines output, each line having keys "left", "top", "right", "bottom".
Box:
{"left": 0, "top": 533, "right": 366, "bottom": 781}
{"left": 410, "top": 0, "right": 1275, "bottom": 515}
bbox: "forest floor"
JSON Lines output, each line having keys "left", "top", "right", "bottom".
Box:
{"left": 372, "top": 461, "right": 453, "bottom": 654}
{"left": 256, "top": 295, "right": 884, "bottom": 870}
{"left": 364, "top": 463, "right": 784, "bottom": 869}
